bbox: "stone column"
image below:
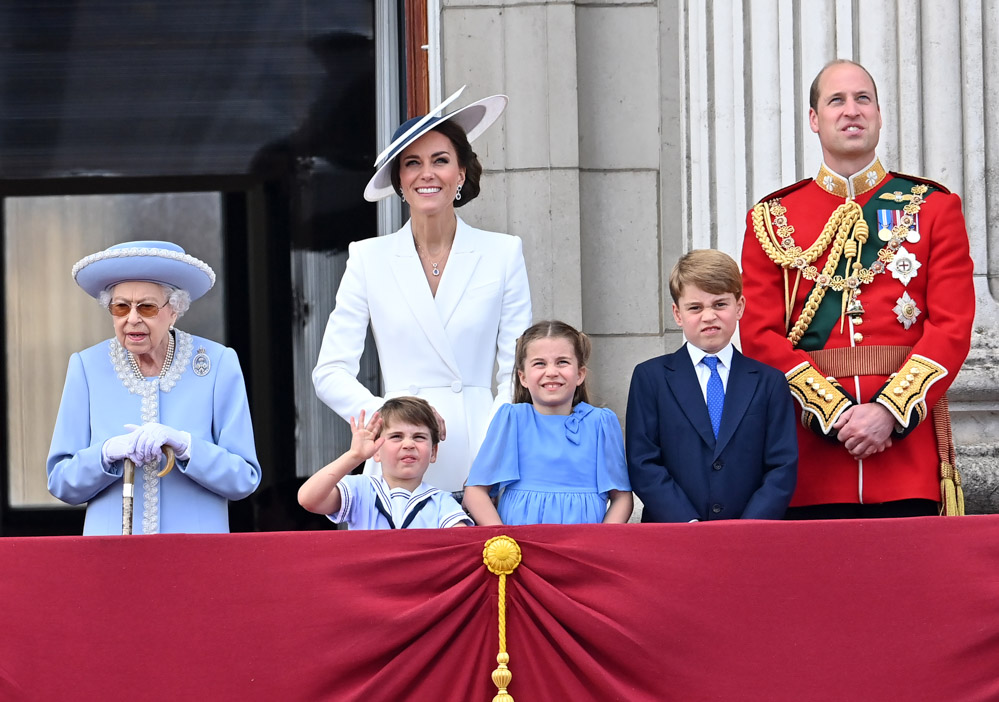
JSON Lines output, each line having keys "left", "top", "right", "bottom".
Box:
{"left": 441, "top": 0, "right": 584, "bottom": 328}
{"left": 441, "top": 0, "right": 674, "bottom": 414}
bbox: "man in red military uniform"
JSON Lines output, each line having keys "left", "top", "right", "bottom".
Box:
{"left": 740, "top": 59, "right": 974, "bottom": 518}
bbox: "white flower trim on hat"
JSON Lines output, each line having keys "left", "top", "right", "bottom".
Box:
{"left": 72, "top": 246, "right": 217, "bottom": 287}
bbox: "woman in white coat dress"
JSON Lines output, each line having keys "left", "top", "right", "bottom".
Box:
{"left": 313, "top": 88, "right": 532, "bottom": 494}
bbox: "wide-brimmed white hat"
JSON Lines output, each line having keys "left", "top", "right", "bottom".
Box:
{"left": 363, "top": 86, "right": 508, "bottom": 202}
{"left": 72, "top": 240, "right": 216, "bottom": 300}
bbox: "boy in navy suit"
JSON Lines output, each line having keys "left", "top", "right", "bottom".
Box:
{"left": 626, "top": 250, "right": 797, "bottom": 522}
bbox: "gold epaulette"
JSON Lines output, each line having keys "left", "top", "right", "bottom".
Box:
{"left": 889, "top": 171, "right": 951, "bottom": 195}
{"left": 874, "top": 354, "right": 947, "bottom": 428}
{"left": 786, "top": 362, "right": 853, "bottom": 435}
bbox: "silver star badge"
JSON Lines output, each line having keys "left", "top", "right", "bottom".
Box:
{"left": 887, "top": 246, "right": 921, "bottom": 285}
{"left": 893, "top": 291, "right": 921, "bottom": 330}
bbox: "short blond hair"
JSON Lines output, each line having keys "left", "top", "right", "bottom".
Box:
{"left": 669, "top": 249, "right": 742, "bottom": 303}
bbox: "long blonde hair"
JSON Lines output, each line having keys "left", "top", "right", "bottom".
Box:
{"left": 512, "top": 320, "right": 591, "bottom": 406}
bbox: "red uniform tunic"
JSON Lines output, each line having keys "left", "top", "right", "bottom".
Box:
{"left": 740, "top": 160, "right": 974, "bottom": 507}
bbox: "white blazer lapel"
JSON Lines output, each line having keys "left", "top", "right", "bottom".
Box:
{"left": 387, "top": 222, "right": 462, "bottom": 376}
{"left": 434, "top": 217, "right": 481, "bottom": 328}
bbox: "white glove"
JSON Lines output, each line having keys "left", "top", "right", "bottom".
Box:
{"left": 124, "top": 423, "right": 192, "bottom": 464}
{"left": 101, "top": 429, "right": 142, "bottom": 468}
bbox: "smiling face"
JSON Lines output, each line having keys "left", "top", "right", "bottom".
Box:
{"left": 517, "top": 336, "right": 587, "bottom": 416}
{"left": 396, "top": 129, "right": 466, "bottom": 218}
{"left": 672, "top": 284, "right": 745, "bottom": 355}
{"left": 374, "top": 419, "right": 438, "bottom": 489}
{"left": 808, "top": 62, "right": 882, "bottom": 175}
{"left": 110, "top": 281, "right": 177, "bottom": 361}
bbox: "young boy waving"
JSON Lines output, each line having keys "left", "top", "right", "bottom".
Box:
{"left": 299, "top": 397, "right": 471, "bottom": 529}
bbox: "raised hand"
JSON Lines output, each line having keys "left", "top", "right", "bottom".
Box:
{"left": 349, "top": 410, "right": 385, "bottom": 462}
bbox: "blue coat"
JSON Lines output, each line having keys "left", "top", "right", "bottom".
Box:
{"left": 47, "top": 331, "right": 261, "bottom": 534}
{"left": 625, "top": 345, "right": 797, "bottom": 522}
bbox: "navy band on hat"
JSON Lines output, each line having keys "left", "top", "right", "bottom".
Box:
{"left": 73, "top": 241, "right": 216, "bottom": 301}
{"left": 363, "top": 86, "right": 508, "bottom": 202}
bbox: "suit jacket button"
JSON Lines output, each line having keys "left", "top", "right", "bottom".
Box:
{"left": 711, "top": 504, "right": 723, "bottom": 514}
{"left": 712, "top": 460, "right": 723, "bottom": 471}
{"left": 451, "top": 381, "right": 463, "bottom": 393}
{"left": 408, "top": 385, "right": 419, "bottom": 394}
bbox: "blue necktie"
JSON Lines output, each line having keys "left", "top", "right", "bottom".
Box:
{"left": 703, "top": 356, "right": 724, "bottom": 438}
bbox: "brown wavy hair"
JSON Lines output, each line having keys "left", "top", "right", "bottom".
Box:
{"left": 512, "top": 320, "right": 591, "bottom": 407}
{"left": 389, "top": 120, "right": 483, "bottom": 207}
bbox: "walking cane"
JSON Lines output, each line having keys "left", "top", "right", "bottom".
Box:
{"left": 122, "top": 446, "right": 176, "bottom": 535}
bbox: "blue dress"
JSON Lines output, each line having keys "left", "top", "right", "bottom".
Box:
{"left": 465, "top": 402, "right": 631, "bottom": 525}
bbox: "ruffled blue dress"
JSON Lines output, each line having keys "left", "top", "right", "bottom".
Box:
{"left": 465, "top": 402, "right": 631, "bottom": 525}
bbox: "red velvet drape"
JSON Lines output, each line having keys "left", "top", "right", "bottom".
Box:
{"left": 2, "top": 518, "right": 998, "bottom": 701}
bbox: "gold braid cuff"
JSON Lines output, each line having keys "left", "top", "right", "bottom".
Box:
{"left": 874, "top": 354, "right": 947, "bottom": 428}
{"left": 786, "top": 362, "right": 854, "bottom": 434}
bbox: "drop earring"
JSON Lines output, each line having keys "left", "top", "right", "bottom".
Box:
{"left": 455, "top": 183, "right": 463, "bottom": 201}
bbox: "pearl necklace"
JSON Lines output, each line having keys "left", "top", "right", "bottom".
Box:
{"left": 128, "top": 331, "right": 175, "bottom": 380}
{"left": 415, "top": 239, "right": 453, "bottom": 277}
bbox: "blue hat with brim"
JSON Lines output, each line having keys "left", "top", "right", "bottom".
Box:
{"left": 72, "top": 240, "right": 216, "bottom": 301}
{"left": 363, "top": 86, "right": 508, "bottom": 202}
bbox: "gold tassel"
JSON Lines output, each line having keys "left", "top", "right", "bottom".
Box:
{"left": 938, "top": 462, "right": 965, "bottom": 516}
{"left": 956, "top": 465, "right": 965, "bottom": 516}
{"left": 483, "top": 536, "right": 523, "bottom": 702}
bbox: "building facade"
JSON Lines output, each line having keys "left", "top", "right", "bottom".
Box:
{"left": 437, "top": 0, "right": 999, "bottom": 511}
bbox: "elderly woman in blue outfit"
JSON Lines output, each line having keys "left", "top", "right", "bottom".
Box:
{"left": 47, "top": 241, "right": 261, "bottom": 534}
{"left": 313, "top": 87, "right": 532, "bottom": 494}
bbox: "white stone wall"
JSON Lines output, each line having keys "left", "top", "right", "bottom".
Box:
{"left": 440, "top": 0, "right": 999, "bottom": 510}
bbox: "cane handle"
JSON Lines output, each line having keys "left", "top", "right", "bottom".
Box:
{"left": 157, "top": 445, "right": 176, "bottom": 478}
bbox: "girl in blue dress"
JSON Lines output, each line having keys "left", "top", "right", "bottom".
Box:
{"left": 463, "top": 321, "right": 633, "bottom": 525}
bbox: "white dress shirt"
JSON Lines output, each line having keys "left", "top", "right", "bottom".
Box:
{"left": 684, "top": 342, "right": 734, "bottom": 402}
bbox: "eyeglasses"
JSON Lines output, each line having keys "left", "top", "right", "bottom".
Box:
{"left": 108, "top": 301, "right": 169, "bottom": 318}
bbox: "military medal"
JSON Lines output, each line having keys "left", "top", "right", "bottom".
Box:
{"left": 887, "top": 246, "right": 921, "bottom": 286}
{"left": 877, "top": 209, "right": 920, "bottom": 243}
{"left": 193, "top": 346, "right": 211, "bottom": 376}
{"left": 877, "top": 209, "right": 895, "bottom": 242}
{"left": 754, "top": 177, "right": 929, "bottom": 347}
{"left": 893, "top": 292, "right": 921, "bottom": 330}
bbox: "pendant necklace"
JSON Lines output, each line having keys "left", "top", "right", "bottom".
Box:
{"left": 415, "top": 239, "right": 453, "bottom": 277}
